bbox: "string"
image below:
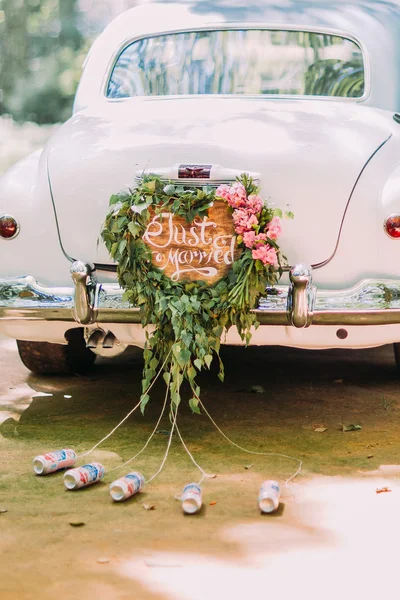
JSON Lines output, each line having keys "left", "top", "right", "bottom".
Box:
{"left": 175, "top": 422, "right": 215, "bottom": 485}
{"left": 145, "top": 384, "right": 177, "bottom": 485}
{"left": 78, "top": 349, "right": 172, "bottom": 459}
{"left": 107, "top": 378, "right": 169, "bottom": 474}
{"left": 198, "top": 400, "right": 302, "bottom": 490}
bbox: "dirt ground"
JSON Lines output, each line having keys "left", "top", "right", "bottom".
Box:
{"left": 1, "top": 336, "right": 400, "bottom": 599}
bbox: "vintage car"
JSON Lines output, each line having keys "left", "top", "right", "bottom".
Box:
{"left": 2, "top": 0, "right": 400, "bottom": 374}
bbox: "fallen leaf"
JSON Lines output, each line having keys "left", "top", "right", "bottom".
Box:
{"left": 244, "top": 464, "right": 254, "bottom": 470}
{"left": 69, "top": 521, "right": 85, "bottom": 527}
{"left": 0, "top": 508, "right": 8, "bottom": 514}
{"left": 334, "top": 379, "right": 344, "bottom": 384}
{"left": 376, "top": 487, "right": 391, "bottom": 494}
{"left": 97, "top": 557, "right": 111, "bottom": 564}
{"left": 209, "top": 501, "right": 217, "bottom": 506}
{"left": 314, "top": 427, "right": 327, "bottom": 433}
{"left": 143, "top": 503, "right": 156, "bottom": 511}
{"left": 249, "top": 385, "right": 265, "bottom": 394}
{"left": 341, "top": 424, "right": 362, "bottom": 432}
{"left": 367, "top": 454, "right": 374, "bottom": 459}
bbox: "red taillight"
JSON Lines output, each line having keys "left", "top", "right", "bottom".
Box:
{"left": 384, "top": 215, "right": 400, "bottom": 238}
{"left": 0, "top": 215, "right": 19, "bottom": 239}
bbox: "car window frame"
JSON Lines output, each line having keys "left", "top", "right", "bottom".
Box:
{"left": 102, "top": 24, "right": 371, "bottom": 104}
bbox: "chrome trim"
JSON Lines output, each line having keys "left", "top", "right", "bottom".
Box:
{"left": 287, "top": 264, "right": 315, "bottom": 328}
{"left": 135, "top": 165, "right": 260, "bottom": 188}
{"left": 0, "top": 214, "right": 20, "bottom": 241}
{"left": 383, "top": 213, "right": 400, "bottom": 239}
{"left": 5, "top": 266, "right": 400, "bottom": 327}
{"left": 101, "top": 24, "right": 371, "bottom": 104}
{"left": 70, "top": 261, "right": 98, "bottom": 325}
{"left": 86, "top": 328, "right": 105, "bottom": 348}
{"left": 102, "top": 330, "right": 117, "bottom": 349}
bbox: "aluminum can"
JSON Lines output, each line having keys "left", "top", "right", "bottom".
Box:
{"left": 109, "top": 471, "right": 145, "bottom": 502}
{"left": 181, "top": 483, "right": 202, "bottom": 514}
{"left": 258, "top": 480, "right": 281, "bottom": 513}
{"left": 64, "top": 462, "right": 105, "bottom": 490}
{"left": 33, "top": 449, "right": 77, "bottom": 475}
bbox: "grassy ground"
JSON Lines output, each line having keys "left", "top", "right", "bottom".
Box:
{"left": 1, "top": 340, "right": 400, "bottom": 599}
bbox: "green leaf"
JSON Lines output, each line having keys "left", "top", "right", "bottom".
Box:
{"left": 128, "top": 221, "right": 141, "bottom": 237}
{"left": 179, "top": 348, "right": 191, "bottom": 365}
{"left": 140, "top": 394, "right": 150, "bottom": 415}
{"left": 118, "top": 238, "right": 127, "bottom": 254}
{"left": 204, "top": 354, "right": 213, "bottom": 369}
{"left": 341, "top": 424, "right": 362, "bottom": 432}
{"left": 189, "top": 398, "right": 201, "bottom": 415}
{"left": 145, "top": 180, "right": 156, "bottom": 193}
{"left": 285, "top": 211, "right": 295, "bottom": 219}
{"left": 194, "top": 358, "right": 202, "bottom": 371}
{"left": 110, "top": 194, "right": 120, "bottom": 205}
{"left": 163, "top": 184, "right": 176, "bottom": 195}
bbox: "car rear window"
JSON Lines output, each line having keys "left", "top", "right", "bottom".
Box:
{"left": 107, "top": 29, "right": 365, "bottom": 99}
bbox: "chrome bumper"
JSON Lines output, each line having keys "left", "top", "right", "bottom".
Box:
{"left": 2, "top": 261, "right": 400, "bottom": 327}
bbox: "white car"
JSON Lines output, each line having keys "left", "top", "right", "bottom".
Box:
{"left": 2, "top": 1, "right": 400, "bottom": 374}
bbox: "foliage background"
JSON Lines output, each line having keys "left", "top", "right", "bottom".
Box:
{"left": 0, "top": 0, "right": 143, "bottom": 174}
{"left": 0, "top": 0, "right": 145, "bottom": 124}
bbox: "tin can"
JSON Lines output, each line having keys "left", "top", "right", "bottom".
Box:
{"left": 109, "top": 471, "right": 145, "bottom": 502}
{"left": 258, "top": 480, "right": 281, "bottom": 513}
{"left": 33, "top": 449, "right": 77, "bottom": 475}
{"left": 64, "top": 462, "right": 105, "bottom": 490}
{"left": 181, "top": 483, "right": 202, "bottom": 514}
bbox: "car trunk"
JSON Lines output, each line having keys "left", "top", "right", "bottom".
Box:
{"left": 47, "top": 97, "right": 392, "bottom": 269}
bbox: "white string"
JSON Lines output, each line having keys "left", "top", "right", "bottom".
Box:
{"left": 145, "top": 394, "right": 178, "bottom": 485}
{"left": 107, "top": 379, "right": 169, "bottom": 474}
{"left": 199, "top": 400, "right": 302, "bottom": 490}
{"left": 175, "top": 422, "right": 215, "bottom": 485}
{"left": 78, "top": 349, "right": 172, "bottom": 459}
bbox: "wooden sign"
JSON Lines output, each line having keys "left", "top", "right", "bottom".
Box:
{"left": 142, "top": 201, "right": 240, "bottom": 284}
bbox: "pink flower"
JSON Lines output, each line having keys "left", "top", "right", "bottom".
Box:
{"left": 267, "top": 216, "right": 282, "bottom": 240}
{"left": 216, "top": 182, "right": 247, "bottom": 208}
{"left": 228, "top": 182, "right": 247, "bottom": 208}
{"left": 215, "top": 184, "right": 232, "bottom": 201}
{"left": 233, "top": 209, "right": 258, "bottom": 234}
{"left": 252, "top": 244, "right": 278, "bottom": 266}
{"left": 246, "top": 194, "right": 264, "bottom": 214}
{"left": 254, "top": 233, "right": 267, "bottom": 243}
{"left": 243, "top": 231, "right": 256, "bottom": 248}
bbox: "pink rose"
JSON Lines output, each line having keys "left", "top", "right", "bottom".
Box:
{"left": 254, "top": 233, "right": 267, "bottom": 243}
{"left": 267, "top": 216, "right": 282, "bottom": 240}
{"left": 215, "top": 184, "right": 232, "bottom": 201}
{"left": 228, "top": 182, "right": 247, "bottom": 208}
{"left": 252, "top": 244, "right": 278, "bottom": 266}
{"left": 233, "top": 209, "right": 258, "bottom": 234}
{"left": 243, "top": 231, "right": 256, "bottom": 248}
{"left": 246, "top": 194, "right": 264, "bottom": 214}
{"left": 265, "top": 246, "right": 278, "bottom": 266}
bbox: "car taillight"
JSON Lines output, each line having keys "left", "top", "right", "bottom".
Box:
{"left": 0, "top": 214, "right": 19, "bottom": 239}
{"left": 384, "top": 214, "right": 400, "bottom": 238}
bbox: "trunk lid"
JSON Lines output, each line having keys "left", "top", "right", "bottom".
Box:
{"left": 47, "top": 97, "right": 392, "bottom": 268}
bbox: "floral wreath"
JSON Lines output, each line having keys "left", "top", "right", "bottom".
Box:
{"left": 101, "top": 174, "right": 293, "bottom": 414}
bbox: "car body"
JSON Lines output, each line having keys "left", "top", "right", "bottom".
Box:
{"left": 3, "top": 0, "right": 400, "bottom": 372}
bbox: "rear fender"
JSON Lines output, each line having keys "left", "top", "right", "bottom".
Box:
{"left": 0, "top": 149, "right": 71, "bottom": 285}
{"left": 314, "top": 130, "right": 400, "bottom": 286}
